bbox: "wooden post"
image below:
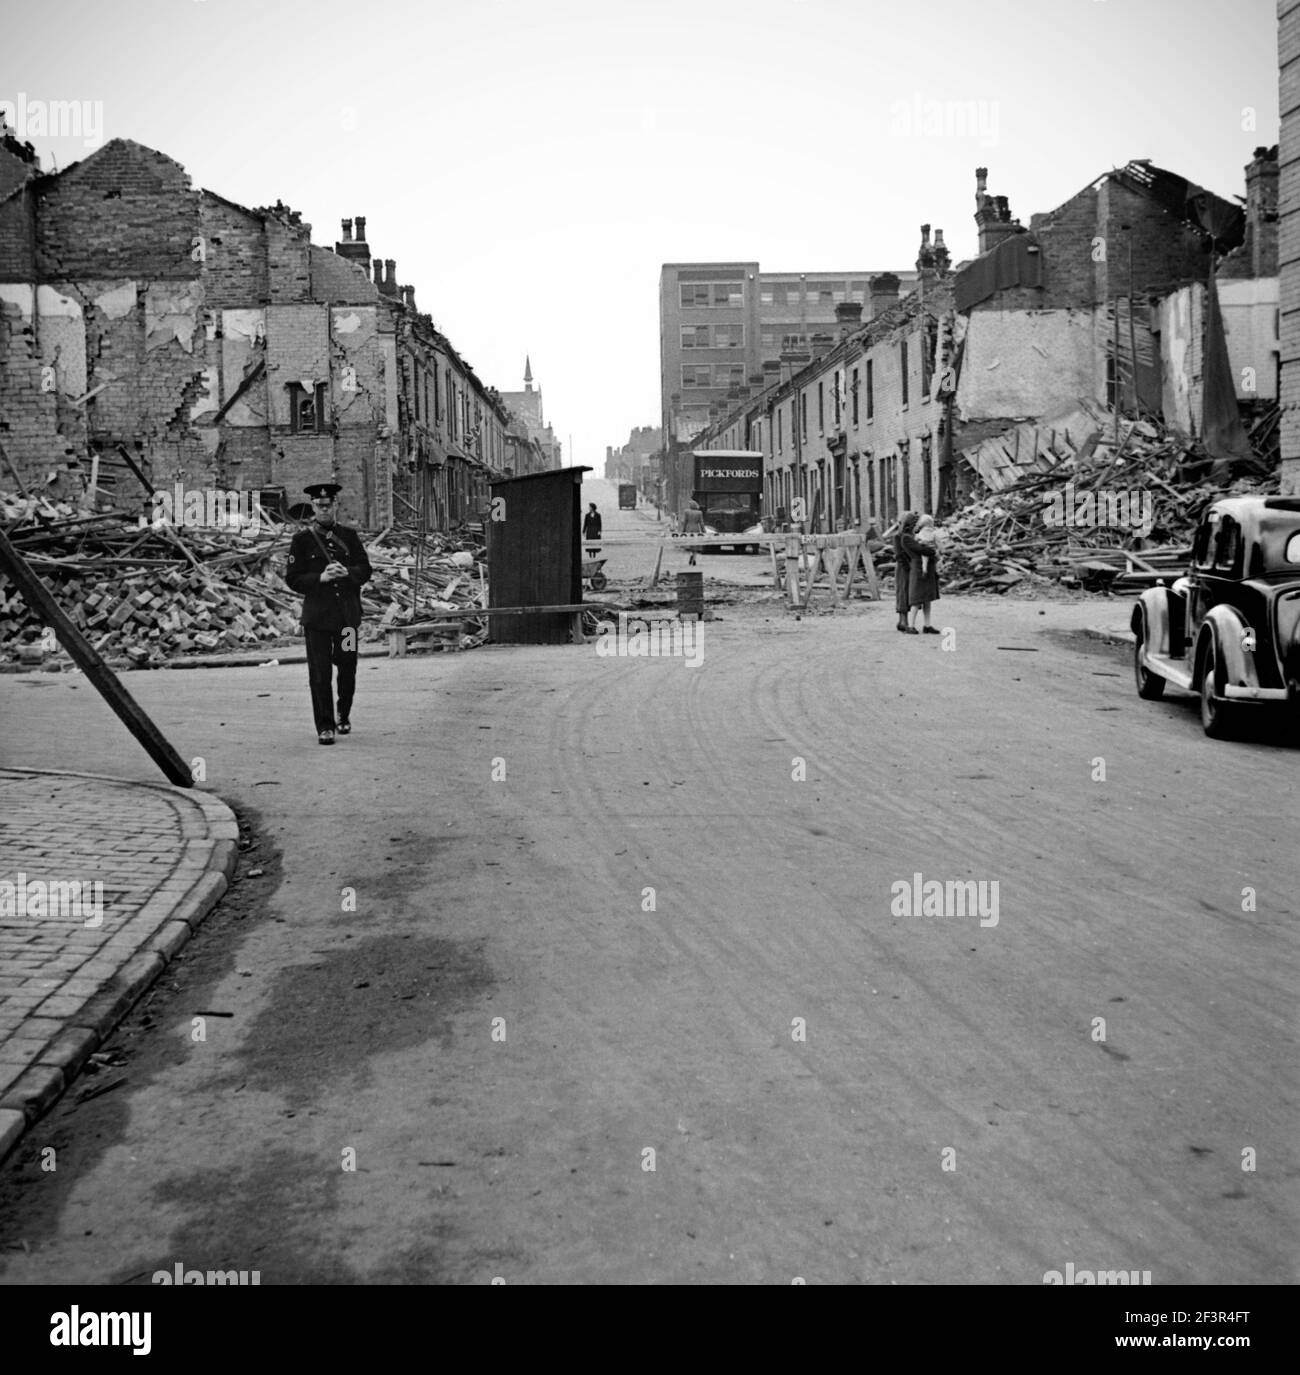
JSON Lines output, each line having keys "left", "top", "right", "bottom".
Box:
{"left": 0, "top": 526, "right": 194, "bottom": 787}
{"left": 0, "top": 438, "right": 30, "bottom": 497}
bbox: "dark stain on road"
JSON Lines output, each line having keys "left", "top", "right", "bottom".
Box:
{"left": 113, "top": 1147, "right": 358, "bottom": 1285}
{"left": 207, "top": 933, "right": 494, "bottom": 1110}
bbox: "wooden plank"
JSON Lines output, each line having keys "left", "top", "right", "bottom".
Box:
{"left": 0, "top": 526, "right": 193, "bottom": 787}
{"left": 0, "top": 437, "right": 30, "bottom": 497}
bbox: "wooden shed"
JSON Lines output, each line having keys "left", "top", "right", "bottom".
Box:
{"left": 487, "top": 465, "right": 591, "bottom": 644}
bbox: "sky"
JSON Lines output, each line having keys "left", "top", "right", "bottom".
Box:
{"left": 1, "top": 0, "right": 1282, "bottom": 472}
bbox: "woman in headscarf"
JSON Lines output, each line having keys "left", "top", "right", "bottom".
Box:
{"left": 904, "top": 512, "right": 941, "bottom": 634}
{"left": 890, "top": 511, "right": 918, "bottom": 632}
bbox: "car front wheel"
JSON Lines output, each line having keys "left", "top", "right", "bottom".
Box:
{"left": 1134, "top": 626, "right": 1165, "bottom": 700}
{"left": 1199, "top": 641, "right": 1238, "bottom": 739}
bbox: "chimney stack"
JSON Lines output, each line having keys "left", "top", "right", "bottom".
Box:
{"left": 916, "top": 223, "right": 938, "bottom": 289}
{"left": 383, "top": 260, "right": 398, "bottom": 296}
{"left": 336, "top": 214, "right": 371, "bottom": 265}
{"left": 402, "top": 285, "right": 416, "bottom": 309}
{"left": 1244, "top": 144, "right": 1279, "bottom": 276}
{"left": 779, "top": 348, "right": 807, "bottom": 384}
{"left": 868, "top": 272, "right": 901, "bottom": 319}
{"left": 933, "top": 228, "right": 951, "bottom": 276}
{"left": 835, "top": 301, "right": 864, "bottom": 339}
{"left": 373, "top": 258, "right": 384, "bottom": 287}
{"left": 974, "top": 170, "right": 1019, "bottom": 254}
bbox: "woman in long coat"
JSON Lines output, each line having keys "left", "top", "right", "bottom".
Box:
{"left": 903, "top": 513, "right": 941, "bottom": 633}
{"left": 891, "top": 511, "right": 918, "bottom": 632}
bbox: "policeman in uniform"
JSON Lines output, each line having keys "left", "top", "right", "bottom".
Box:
{"left": 286, "top": 482, "right": 372, "bottom": 744}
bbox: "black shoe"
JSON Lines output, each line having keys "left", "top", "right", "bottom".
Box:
{"left": 922, "top": 626, "right": 940, "bottom": 635}
{"left": 896, "top": 620, "right": 908, "bottom": 632}
{"left": 318, "top": 730, "right": 335, "bottom": 745}
{"left": 904, "top": 627, "right": 919, "bottom": 634}
{"left": 337, "top": 720, "right": 351, "bottom": 735}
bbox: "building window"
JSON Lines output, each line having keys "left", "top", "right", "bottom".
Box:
{"left": 287, "top": 381, "right": 327, "bottom": 434}
{"left": 866, "top": 359, "right": 874, "bottom": 420}
{"left": 817, "top": 381, "right": 824, "bottom": 433}
{"left": 851, "top": 367, "right": 859, "bottom": 426}
{"left": 679, "top": 280, "right": 743, "bottom": 308}
{"left": 682, "top": 325, "right": 710, "bottom": 349}
{"left": 682, "top": 365, "right": 712, "bottom": 388}
{"left": 713, "top": 324, "right": 744, "bottom": 348}
{"left": 800, "top": 393, "right": 808, "bottom": 444}
{"left": 777, "top": 406, "right": 783, "bottom": 455}
{"left": 714, "top": 363, "right": 745, "bottom": 388}
{"left": 833, "top": 371, "right": 842, "bottom": 428}
{"left": 900, "top": 340, "right": 909, "bottom": 406}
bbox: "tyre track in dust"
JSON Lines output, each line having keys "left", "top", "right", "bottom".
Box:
{"left": 433, "top": 607, "right": 1294, "bottom": 1282}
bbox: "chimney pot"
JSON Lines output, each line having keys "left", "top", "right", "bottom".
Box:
{"left": 341, "top": 218, "right": 353, "bottom": 241}
{"left": 373, "top": 259, "right": 384, "bottom": 285}
{"left": 355, "top": 216, "right": 367, "bottom": 241}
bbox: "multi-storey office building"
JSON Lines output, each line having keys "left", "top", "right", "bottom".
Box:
{"left": 659, "top": 261, "right": 917, "bottom": 512}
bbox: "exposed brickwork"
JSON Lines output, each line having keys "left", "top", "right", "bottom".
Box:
{"left": 0, "top": 139, "right": 525, "bottom": 525}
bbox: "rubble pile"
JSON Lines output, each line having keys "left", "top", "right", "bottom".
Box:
{"left": 361, "top": 528, "right": 489, "bottom": 648}
{"left": 931, "top": 418, "right": 1278, "bottom": 594}
{"left": 0, "top": 495, "right": 490, "bottom": 667}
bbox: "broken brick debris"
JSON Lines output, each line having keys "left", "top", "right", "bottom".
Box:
{"left": 0, "top": 494, "right": 490, "bottom": 667}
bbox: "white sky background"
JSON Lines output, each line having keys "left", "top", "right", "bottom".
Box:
{"left": 1, "top": 0, "right": 1281, "bottom": 472}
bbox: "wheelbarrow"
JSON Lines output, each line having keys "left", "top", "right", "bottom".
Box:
{"left": 581, "top": 556, "right": 608, "bottom": 592}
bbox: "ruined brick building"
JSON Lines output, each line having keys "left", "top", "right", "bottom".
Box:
{"left": 0, "top": 135, "right": 553, "bottom": 529}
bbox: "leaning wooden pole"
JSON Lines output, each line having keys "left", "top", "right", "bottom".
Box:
{"left": 0, "top": 525, "right": 193, "bottom": 787}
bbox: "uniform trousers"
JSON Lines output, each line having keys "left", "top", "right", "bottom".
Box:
{"left": 304, "top": 626, "right": 357, "bottom": 733}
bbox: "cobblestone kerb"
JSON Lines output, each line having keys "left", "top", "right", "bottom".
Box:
{"left": 0, "top": 768, "right": 238, "bottom": 1163}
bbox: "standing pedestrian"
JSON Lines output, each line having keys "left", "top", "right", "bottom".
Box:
{"left": 582, "top": 501, "right": 603, "bottom": 558}
{"left": 681, "top": 498, "right": 705, "bottom": 566}
{"left": 286, "top": 482, "right": 372, "bottom": 745}
{"left": 889, "top": 511, "right": 918, "bottom": 632}
{"left": 905, "top": 513, "right": 941, "bottom": 634}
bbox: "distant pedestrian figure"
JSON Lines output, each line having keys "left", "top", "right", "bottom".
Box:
{"left": 583, "top": 502, "right": 602, "bottom": 558}
{"left": 889, "top": 511, "right": 919, "bottom": 632}
{"left": 286, "top": 482, "right": 372, "bottom": 744}
{"left": 905, "top": 513, "right": 941, "bottom": 633}
{"left": 681, "top": 499, "right": 705, "bottom": 566}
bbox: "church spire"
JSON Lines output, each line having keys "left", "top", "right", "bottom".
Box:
{"left": 523, "top": 355, "right": 533, "bottom": 390}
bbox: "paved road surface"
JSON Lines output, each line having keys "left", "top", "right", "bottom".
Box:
{"left": 0, "top": 592, "right": 1295, "bottom": 1284}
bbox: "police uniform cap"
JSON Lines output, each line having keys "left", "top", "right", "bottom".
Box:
{"left": 305, "top": 482, "right": 342, "bottom": 500}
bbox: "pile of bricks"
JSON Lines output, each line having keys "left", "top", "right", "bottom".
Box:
{"left": 1, "top": 496, "right": 300, "bottom": 668}
{"left": 928, "top": 416, "right": 1278, "bottom": 594}
{"left": 1, "top": 497, "right": 493, "bottom": 668}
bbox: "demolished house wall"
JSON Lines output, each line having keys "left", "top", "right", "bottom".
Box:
{"left": 1157, "top": 277, "right": 1279, "bottom": 441}
{"left": 0, "top": 140, "right": 402, "bottom": 526}
{"left": 956, "top": 309, "right": 1096, "bottom": 420}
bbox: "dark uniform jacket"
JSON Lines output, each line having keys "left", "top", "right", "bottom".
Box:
{"left": 582, "top": 511, "right": 602, "bottom": 540}
{"left": 285, "top": 521, "right": 373, "bottom": 631}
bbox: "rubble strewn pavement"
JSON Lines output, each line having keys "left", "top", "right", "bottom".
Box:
{"left": 0, "top": 496, "right": 489, "bottom": 669}
{"left": 882, "top": 407, "right": 1278, "bottom": 596}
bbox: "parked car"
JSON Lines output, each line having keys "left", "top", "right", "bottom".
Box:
{"left": 1131, "top": 496, "right": 1300, "bottom": 738}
